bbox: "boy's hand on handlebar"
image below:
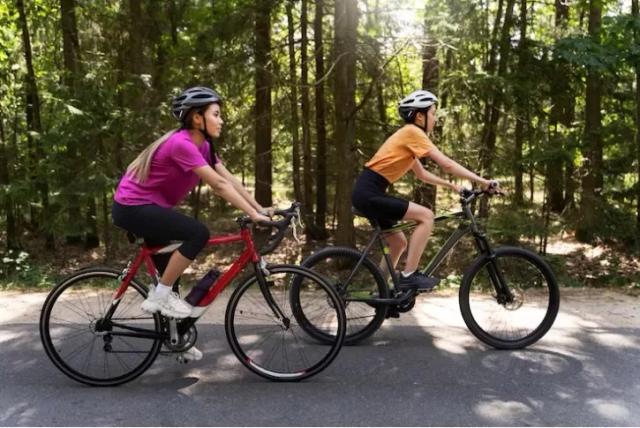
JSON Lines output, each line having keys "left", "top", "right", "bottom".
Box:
{"left": 483, "top": 179, "right": 504, "bottom": 195}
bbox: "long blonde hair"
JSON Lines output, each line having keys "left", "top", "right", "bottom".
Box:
{"left": 126, "top": 129, "right": 178, "bottom": 183}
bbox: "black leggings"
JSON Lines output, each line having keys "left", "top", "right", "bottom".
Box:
{"left": 112, "top": 202, "right": 210, "bottom": 284}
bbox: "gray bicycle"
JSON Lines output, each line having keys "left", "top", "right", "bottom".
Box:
{"left": 292, "top": 188, "right": 560, "bottom": 348}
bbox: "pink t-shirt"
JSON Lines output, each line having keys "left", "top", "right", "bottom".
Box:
{"left": 114, "top": 130, "right": 216, "bottom": 208}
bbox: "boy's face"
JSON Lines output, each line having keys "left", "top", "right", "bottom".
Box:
{"left": 426, "top": 106, "right": 436, "bottom": 132}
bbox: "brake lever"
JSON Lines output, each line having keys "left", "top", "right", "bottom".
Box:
{"left": 291, "top": 206, "right": 303, "bottom": 244}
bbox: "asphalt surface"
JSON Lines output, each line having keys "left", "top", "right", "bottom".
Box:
{"left": 1, "top": 289, "right": 639, "bottom": 426}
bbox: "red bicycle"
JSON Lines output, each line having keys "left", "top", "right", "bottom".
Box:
{"left": 39, "top": 203, "right": 346, "bottom": 386}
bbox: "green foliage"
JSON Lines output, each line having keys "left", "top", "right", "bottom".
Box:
{"left": 484, "top": 203, "right": 550, "bottom": 246}
{"left": 571, "top": 200, "right": 640, "bottom": 247}
{"left": 0, "top": 250, "right": 50, "bottom": 288}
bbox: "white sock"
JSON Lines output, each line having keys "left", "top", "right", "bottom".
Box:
{"left": 155, "top": 283, "right": 172, "bottom": 297}
{"left": 401, "top": 271, "right": 415, "bottom": 278}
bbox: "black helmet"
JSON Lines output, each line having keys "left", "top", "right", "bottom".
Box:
{"left": 171, "top": 86, "right": 222, "bottom": 122}
{"left": 398, "top": 90, "right": 438, "bottom": 123}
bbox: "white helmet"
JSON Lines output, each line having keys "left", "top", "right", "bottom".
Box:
{"left": 398, "top": 90, "right": 438, "bottom": 122}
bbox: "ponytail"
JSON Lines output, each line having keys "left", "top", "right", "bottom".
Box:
{"left": 125, "top": 129, "right": 177, "bottom": 183}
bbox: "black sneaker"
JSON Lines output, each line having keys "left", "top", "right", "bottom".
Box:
{"left": 397, "top": 271, "right": 440, "bottom": 291}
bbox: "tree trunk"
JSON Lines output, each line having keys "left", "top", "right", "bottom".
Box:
{"left": 479, "top": 0, "right": 516, "bottom": 217}
{"left": 300, "top": 0, "right": 321, "bottom": 238}
{"left": 486, "top": 0, "right": 505, "bottom": 73}
{"left": 314, "top": 0, "right": 328, "bottom": 238}
{"left": 149, "top": 0, "right": 168, "bottom": 95}
{"left": 513, "top": 0, "right": 527, "bottom": 206}
{"left": 128, "top": 0, "right": 143, "bottom": 77}
{"left": 633, "top": 0, "right": 640, "bottom": 230}
{"left": 60, "top": 0, "right": 80, "bottom": 91}
{"left": 17, "top": 0, "right": 53, "bottom": 248}
{"left": 0, "top": 118, "right": 17, "bottom": 250}
{"left": 577, "top": 0, "right": 603, "bottom": 242}
{"left": 85, "top": 198, "right": 99, "bottom": 249}
{"left": 254, "top": 0, "right": 273, "bottom": 206}
{"left": 333, "top": 0, "right": 358, "bottom": 246}
{"left": 102, "top": 191, "right": 113, "bottom": 260}
{"left": 548, "top": 0, "right": 573, "bottom": 213}
{"left": 286, "top": 0, "right": 302, "bottom": 205}
{"left": 11, "top": 112, "right": 22, "bottom": 245}
{"left": 413, "top": 11, "right": 439, "bottom": 213}
{"left": 61, "top": 0, "right": 86, "bottom": 245}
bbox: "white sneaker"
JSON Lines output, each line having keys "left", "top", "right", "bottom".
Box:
{"left": 178, "top": 346, "right": 203, "bottom": 362}
{"left": 141, "top": 289, "right": 192, "bottom": 319}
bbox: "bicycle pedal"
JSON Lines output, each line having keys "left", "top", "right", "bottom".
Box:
{"left": 386, "top": 309, "right": 400, "bottom": 319}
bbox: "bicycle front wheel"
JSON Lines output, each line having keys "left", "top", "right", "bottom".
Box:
{"left": 298, "top": 247, "right": 389, "bottom": 345}
{"left": 459, "top": 247, "right": 560, "bottom": 349}
{"left": 40, "top": 267, "right": 162, "bottom": 386}
{"left": 225, "top": 264, "right": 346, "bottom": 381}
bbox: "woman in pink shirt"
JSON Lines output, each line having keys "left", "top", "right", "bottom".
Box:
{"left": 112, "top": 87, "right": 270, "bottom": 360}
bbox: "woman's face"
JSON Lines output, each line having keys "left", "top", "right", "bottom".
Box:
{"left": 197, "top": 103, "right": 224, "bottom": 138}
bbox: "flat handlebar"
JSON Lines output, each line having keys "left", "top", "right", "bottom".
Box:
{"left": 459, "top": 186, "right": 504, "bottom": 205}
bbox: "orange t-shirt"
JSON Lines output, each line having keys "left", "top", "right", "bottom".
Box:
{"left": 365, "top": 125, "right": 437, "bottom": 183}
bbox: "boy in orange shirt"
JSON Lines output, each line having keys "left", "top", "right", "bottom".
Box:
{"left": 352, "top": 90, "right": 501, "bottom": 290}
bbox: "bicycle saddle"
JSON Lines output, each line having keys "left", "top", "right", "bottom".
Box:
{"left": 352, "top": 207, "right": 381, "bottom": 228}
{"left": 119, "top": 229, "right": 181, "bottom": 251}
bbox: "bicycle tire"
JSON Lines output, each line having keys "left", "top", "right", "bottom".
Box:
{"left": 225, "top": 264, "right": 346, "bottom": 381}
{"left": 296, "top": 247, "right": 390, "bottom": 345}
{"left": 459, "top": 247, "right": 560, "bottom": 349}
{"left": 40, "top": 267, "right": 162, "bottom": 386}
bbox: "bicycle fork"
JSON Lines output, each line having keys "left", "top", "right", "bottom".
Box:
{"left": 473, "top": 234, "right": 515, "bottom": 304}
{"left": 254, "top": 259, "right": 290, "bottom": 328}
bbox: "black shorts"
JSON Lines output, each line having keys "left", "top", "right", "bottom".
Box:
{"left": 351, "top": 168, "right": 409, "bottom": 230}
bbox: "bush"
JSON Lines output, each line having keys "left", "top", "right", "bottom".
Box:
{"left": 0, "top": 250, "right": 51, "bottom": 289}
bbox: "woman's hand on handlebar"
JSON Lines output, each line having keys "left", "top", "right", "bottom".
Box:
{"left": 250, "top": 211, "right": 271, "bottom": 224}
{"left": 449, "top": 183, "right": 463, "bottom": 193}
{"left": 258, "top": 206, "right": 275, "bottom": 217}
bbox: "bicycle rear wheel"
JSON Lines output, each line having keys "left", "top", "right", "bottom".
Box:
{"left": 459, "top": 247, "right": 560, "bottom": 349}
{"left": 40, "top": 267, "right": 162, "bottom": 386}
{"left": 225, "top": 264, "right": 345, "bottom": 381}
{"left": 298, "top": 247, "right": 389, "bottom": 344}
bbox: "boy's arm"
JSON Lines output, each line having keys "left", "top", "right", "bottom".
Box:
{"left": 427, "top": 147, "right": 493, "bottom": 189}
{"left": 412, "top": 160, "right": 461, "bottom": 192}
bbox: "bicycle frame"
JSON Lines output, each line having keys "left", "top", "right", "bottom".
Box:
{"left": 345, "top": 197, "right": 512, "bottom": 305}
{"left": 100, "top": 224, "right": 284, "bottom": 340}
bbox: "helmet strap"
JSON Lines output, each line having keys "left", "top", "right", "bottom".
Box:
{"left": 412, "top": 110, "right": 428, "bottom": 133}
{"left": 197, "top": 109, "right": 214, "bottom": 142}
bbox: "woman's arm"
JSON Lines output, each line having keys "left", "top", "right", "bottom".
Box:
{"left": 412, "top": 160, "right": 461, "bottom": 192}
{"left": 427, "top": 148, "right": 492, "bottom": 188}
{"left": 193, "top": 165, "right": 269, "bottom": 221}
{"left": 213, "top": 162, "right": 271, "bottom": 214}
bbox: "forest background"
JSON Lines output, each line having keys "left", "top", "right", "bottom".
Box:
{"left": 1, "top": 0, "right": 640, "bottom": 291}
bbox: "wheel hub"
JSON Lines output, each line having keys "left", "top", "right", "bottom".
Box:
{"left": 499, "top": 288, "right": 524, "bottom": 310}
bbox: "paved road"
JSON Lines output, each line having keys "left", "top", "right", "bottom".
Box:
{"left": 1, "top": 289, "right": 639, "bottom": 426}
